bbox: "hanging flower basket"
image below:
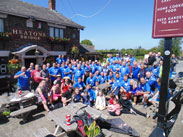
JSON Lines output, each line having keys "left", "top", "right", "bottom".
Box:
{"left": 7, "top": 57, "right": 21, "bottom": 78}
{"left": 0, "top": 32, "right": 12, "bottom": 40}
{"left": 48, "top": 37, "right": 70, "bottom": 45}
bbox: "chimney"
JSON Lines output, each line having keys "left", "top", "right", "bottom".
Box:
{"left": 49, "top": 0, "right": 56, "bottom": 10}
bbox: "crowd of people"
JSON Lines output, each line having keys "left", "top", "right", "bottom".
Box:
{"left": 13, "top": 52, "right": 177, "bottom": 116}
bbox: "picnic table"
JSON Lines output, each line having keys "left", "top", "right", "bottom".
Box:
{"left": 0, "top": 91, "right": 37, "bottom": 122}
{"left": 47, "top": 102, "right": 108, "bottom": 136}
{"left": 98, "top": 83, "right": 111, "bottom": 90}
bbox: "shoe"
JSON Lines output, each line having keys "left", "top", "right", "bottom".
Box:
{"left": 138, "top": 102, "right": 144, "bottom": 105}
{"left": 143, "top": 104, "right": 147, "bottom": 109}
{"left": 132, "top": 102, "right": 136, "bottom": 106}
{"left": 146, "top": 113, "right": 150, "bottom": 118}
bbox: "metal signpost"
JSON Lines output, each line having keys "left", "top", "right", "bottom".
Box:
{"left": 150, "top": 0, "right": 183, "bottom": 137}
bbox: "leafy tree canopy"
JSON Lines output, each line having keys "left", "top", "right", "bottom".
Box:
{"left": 81, "top": 39, "right": 94, "bottom": 47}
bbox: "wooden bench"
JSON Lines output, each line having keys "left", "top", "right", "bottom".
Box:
{"left": 33, "top": 128, "right": 52, "bottom": 137}
{"left": 102, "top": 129, "right": 113, "bottom": 137}
{"left": 10, "top": 105, "right": 37, "bottom": 122}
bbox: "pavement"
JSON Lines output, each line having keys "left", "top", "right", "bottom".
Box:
{"left": 0, "top": 105, "right": 156, "bottom": 137}
{"left": 0, "top": 61, "right": 182, "bottom": 137}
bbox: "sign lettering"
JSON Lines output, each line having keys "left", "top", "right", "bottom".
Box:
{"left": 152, "top": 0, "right": 183, "bottom": 38}
{"left": 12, "top": 28, "right": 47, "bottom": 41}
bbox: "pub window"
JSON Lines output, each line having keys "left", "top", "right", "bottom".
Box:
{"left": 55, "top": 28, "right": 59, "bottom": 37}
{"left": 59, "top": 29, "right": 64, "bottom": 38}
{"left": 49, "top": 27, "right": 54, "bottom": 37}
{"left": 0, "top": 19, "right": 4, "bottom": 32}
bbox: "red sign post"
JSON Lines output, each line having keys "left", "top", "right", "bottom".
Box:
{"left": 152, "top": 0, "right": 183, "bottom": 38}
{"left": 150, "top": 1, "right": 183, "bottom": 136}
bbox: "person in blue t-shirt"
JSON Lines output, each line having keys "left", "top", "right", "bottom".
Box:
{"left": 73, "top": 64, "right": 84, "bottom": 83}
{"left": 103, "top": 65, "right": 109, "bottom": 76}
{"left": 64, "top": 64, "right": 73, "bottom": 80}
{"left": 72, "top": 62, "right": 77, "bottom": 71}
{"left": 139, "top": 77, "right": 151, "bottom": 108}
{"left": 108, "top": 78, "right": 120, "bottom": 100}
{"left": 120, "top": 61, "right": 130, "bottom": 78}
{"left": 90, "top": 62, "right": 96, "bottom": 74}
{"left": 14, "top": 66, "right": 31, "bottom": 91}
{"left": 145, "top": 71, "right": 157, "bottom": 93}
{"left": 86, "top": 72, "right": 97, "bottom": 87}
{"left": 49, "top": 63, "right": 60, "bottom": 83}
{"left": 107, "top": 54, "right": 113, "bottom": 64}
{"left": 114, "top": 72, "right": 122, "bottom": 85}
{"left": 56, "top": 55, "right": 62, "bottom": 64}
{"left": 129, "top": 55, "right": 136, "bottom": 66}
{"left": 83, "top": 84, "right": 95, "bottom": 106}
{"left": 138, "top": 64, "right": 147, "bottom": 79}
{"left": 107, "top": 71, "right": 114, "bottom": 82}
{"left": 132, "top": 61, "right": 140, "bottom": 80}
{"left": 97, "top": 62, "right": 103, "bottom": 73}
{"left": 112, "top": 61, "right": 118, "bottom": 72}
{"left": 113, "top": 54, "right": 121, "bottom": 61}
{"left": 151, "top": 62, "right": 160, "bottom": 78}
{"left": 94, "top": 70, "right": 100, "bottom": 81}
{"left": 120, "top": 75, "right": 131, "bottom": 93}
{"left": 98, "top": 72, "right": 107, "bottom": 84}
{"left": 61, "top": 64, "right": 68, "bottom": 78}
{"left": 73, "top": 77, "right": 86, "bottom": 92}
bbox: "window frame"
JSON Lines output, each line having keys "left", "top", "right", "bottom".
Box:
{"left": 0, "top": 18, "right": 4, "bottom": 33}
{"left": 49, "top": 27, "right": 64, "bottom": 38}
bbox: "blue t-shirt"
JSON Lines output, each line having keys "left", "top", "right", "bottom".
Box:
{"left": 97, "top": 65, "right": 103, "bottom": 73}
{"left": 61, "top": 66, "right": 68, "bottom": 78}
{"left": 74, "top": 81, "right": 86, "bottom": 89}
{"left": 112, "top": 64, "right": 117, "bottom": 72}
{"left": 103, "top": 68, "right": 108, "bottom": 75}
{"left": 84, "top": 88, "right": 95, "bottom": 101}
{"left": 65, "top": 67, "right": 73, "bottom": 80}
{"left": 132, "top": 67, "right": 140, "bottom": 80}
{"left": 86, "top": 76, "right": 97, "bottom": 87}
{"left": 114, "top": 76, "right": 123, "bottom": 84}
{"left": 146, "top": 75, "right": 157, "bottom": 92}
{"left": 98, "top": 75, "right": 107, "bottom": 84}
{"left": 72, "top": 65, "right": 77, "bottom": 70}
{"left": 90, "top": 65, "right": 96, "bottom": 74}
{"left": 151, "top": 66, "right": 160, "bottom": 77}
{"left": 131, "top": 86, "right": 141, "bottom": 94}
{"left": 84, "top": 66, "right": 90, "bottom": 72}
{"left": 108, "top": 75, "right": 113, "bottom": 81}
{"left": 56, "top": 57, "right": 62, "bottom": 64}
{"left": 14, "top": 71, "right": 31, "bottom": 90}
{"left": 140, "top": 83, "right": 151, "bottom": 93}
{"left": 49, "top": 67, "right": 60, "bottom": 82}
{"left": 120, "top": 79, "right": 131, "bottom": 92}
{"left": 108, "top": 57, "right": 113, "bottom": 64}
{"left": 129, "top": 57, "right": 136, "bottom": 66}
{"left": 120, "top": 66, "right": 130, "bottom": 77}
{"left": 74, "top": 69, "right": 84, "bottom": 82}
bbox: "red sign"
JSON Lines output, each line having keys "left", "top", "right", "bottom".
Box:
{"left": 152, "top": 0, "right": 183, "bottom": 38}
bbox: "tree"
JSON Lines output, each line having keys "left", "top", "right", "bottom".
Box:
{"left": 157, "top": 38, "right": 182, "bottom": 56}
{"left": 81, "top": 39, "right": 94, "bottom": 47}
{"left": 172, "top": 37, "right": 182, "bottom": 56}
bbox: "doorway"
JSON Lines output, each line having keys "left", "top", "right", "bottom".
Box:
{"left": 24, "top": 58, "right": 37, "bottom": 68}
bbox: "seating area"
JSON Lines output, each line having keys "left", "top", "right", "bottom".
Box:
{"left": 0, "top": 54, "right": 183, "bottom": 137}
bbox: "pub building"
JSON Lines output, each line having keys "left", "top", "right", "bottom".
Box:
{"left": 0, "top": 0, "right": 84, "bottom": 77}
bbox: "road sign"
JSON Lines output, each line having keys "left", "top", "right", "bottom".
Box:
{"left": 152, "top": 0, "right": 183, "bottom": 38}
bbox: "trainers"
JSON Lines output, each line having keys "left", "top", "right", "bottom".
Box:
{"left": 132, "top": 102, "right": 136, "bottom": 106}
{"left": 146, "top": 113, "right": 150, "bottom": 118}
{"left": 143, "top": 104, "right": 147, "bottom": 109}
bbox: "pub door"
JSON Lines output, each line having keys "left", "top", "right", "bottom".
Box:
{"left": 24, "top": 58, "right": 37, "bottom": 68}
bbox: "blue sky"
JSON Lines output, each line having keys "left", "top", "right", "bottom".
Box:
{"left": 22, "top": 0, "right": 160, "bottom": 50}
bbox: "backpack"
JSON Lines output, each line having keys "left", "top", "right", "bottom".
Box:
{"left": 72, "top": 107, "right": 104, "bottom": 137}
